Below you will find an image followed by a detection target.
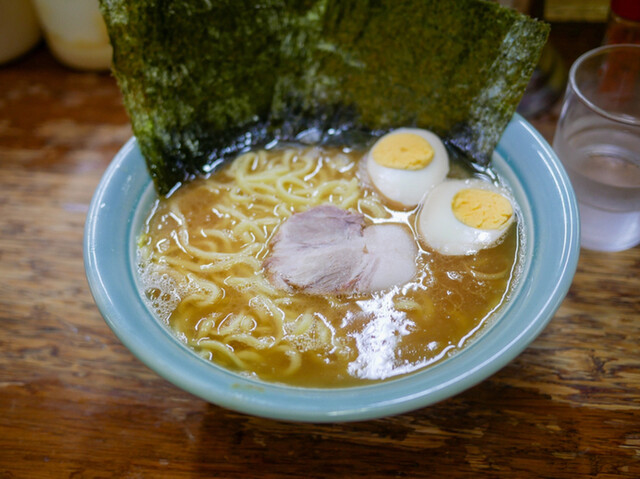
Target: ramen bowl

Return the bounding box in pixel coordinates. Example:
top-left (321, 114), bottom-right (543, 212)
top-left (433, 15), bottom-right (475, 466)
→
top-left (84, 114), bottom-right (579, 422)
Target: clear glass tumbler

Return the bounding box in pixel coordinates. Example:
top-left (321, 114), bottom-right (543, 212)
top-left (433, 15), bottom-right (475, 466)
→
top-left (553, 44), bottom-right (640, 252)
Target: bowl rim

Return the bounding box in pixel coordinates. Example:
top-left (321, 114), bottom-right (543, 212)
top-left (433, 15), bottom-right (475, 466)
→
top-left (84, 114), bottom-right (580, 422)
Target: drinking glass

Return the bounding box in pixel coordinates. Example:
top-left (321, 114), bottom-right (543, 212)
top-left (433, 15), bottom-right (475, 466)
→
top-left (553, 44), bottom-right (640, 252)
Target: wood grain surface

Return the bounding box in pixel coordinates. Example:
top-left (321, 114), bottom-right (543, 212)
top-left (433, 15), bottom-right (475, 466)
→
top-left (1, 24), bottom-right (639, 478)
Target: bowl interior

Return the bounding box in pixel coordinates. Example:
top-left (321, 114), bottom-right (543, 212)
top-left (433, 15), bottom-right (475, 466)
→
top-left (84, 114), bottom-right (580, 422)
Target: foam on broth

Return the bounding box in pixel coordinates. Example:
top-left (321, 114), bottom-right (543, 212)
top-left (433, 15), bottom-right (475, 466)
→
top-left (137, 144), bottom-right (521, 387)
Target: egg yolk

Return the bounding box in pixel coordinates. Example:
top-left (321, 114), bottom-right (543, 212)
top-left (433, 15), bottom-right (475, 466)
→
top-left (452, 188), bottom-right (513, 230)
top-left (372, 133), bottom-right (434, 170)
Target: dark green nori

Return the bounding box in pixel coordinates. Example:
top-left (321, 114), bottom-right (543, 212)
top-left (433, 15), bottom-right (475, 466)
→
top-left (99, 0), bottom-right (549, 195)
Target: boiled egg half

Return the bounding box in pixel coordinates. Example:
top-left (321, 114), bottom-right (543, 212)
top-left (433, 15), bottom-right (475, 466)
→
top-left (417, 178), bottom-right (516, 255)
top-left (365, 128), bottom-right (449, 208)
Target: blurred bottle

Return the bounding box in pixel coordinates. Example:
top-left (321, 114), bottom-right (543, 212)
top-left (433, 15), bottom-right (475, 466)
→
top-left (0, 0), bottom-right (41, 65)
top-left (598, 0), bottom-right (640, 107)
top-left (603, 0), bottom-right (640, 44)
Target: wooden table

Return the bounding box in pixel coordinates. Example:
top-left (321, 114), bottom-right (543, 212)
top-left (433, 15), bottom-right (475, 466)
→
top-left (1, 25), bottom-right (639, 478)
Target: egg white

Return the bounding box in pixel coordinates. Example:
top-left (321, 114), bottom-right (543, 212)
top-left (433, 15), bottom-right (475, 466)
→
top-left (365, 128), bottom-right (449, 208)
top-left (417, 178), bottom-right (516, 256)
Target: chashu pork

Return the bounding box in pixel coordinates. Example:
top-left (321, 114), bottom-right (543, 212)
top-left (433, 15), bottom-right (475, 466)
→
top-left (263, 205), bottom-right (417, 294)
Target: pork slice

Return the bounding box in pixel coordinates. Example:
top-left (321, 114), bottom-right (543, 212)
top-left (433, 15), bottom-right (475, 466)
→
top-left (357, 224), bottom-right (418, 293)
top-left (263, 205), bottom-right (417, 295)
top-left (263, 206), bottom-right (368, 294)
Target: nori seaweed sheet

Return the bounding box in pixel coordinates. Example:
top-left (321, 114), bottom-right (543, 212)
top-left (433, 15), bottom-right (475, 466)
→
top-left (100, 0), bottom-right (549, 195)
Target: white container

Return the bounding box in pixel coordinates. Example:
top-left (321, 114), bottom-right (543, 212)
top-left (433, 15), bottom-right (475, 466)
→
top-left (32, 0), bottom-right (112, 70)
top-left (0, 0), bottom-right (42, 64)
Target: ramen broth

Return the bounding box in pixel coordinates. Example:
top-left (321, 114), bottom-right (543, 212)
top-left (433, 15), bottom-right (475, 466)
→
top-left (137, 145), bottom-right (520, 387)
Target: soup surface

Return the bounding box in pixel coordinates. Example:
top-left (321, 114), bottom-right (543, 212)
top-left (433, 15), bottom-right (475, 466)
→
top-left (137, 144), bottom-right (521, 387)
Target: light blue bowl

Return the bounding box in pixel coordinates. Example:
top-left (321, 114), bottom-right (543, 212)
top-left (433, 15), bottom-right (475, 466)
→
top-left (84, 114), bottom-right (579, 422)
